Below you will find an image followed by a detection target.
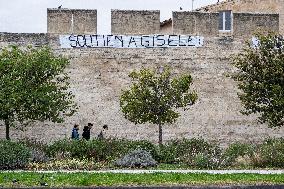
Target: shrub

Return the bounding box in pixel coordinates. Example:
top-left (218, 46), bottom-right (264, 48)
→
top-left (222, 142), bottom-right (254, 166)
top-left (19, 138), bottom-right (49, 163)
top-left (191, 146), bottom-right (223, 169)
top-left (27, 158), bottom-right (99, 170)
top-left (45, 138), bottom-right (72, 158)
top-left (46, 139), bottom-right (90, 159)
top-left (46, 138), bottom-right (159, 162)
top-left (0, 140), bottom-right (31, 170)
top-left (124, 140), bottom-right (159, 161)
top-left (115, 149), bottom-right (157, 168)
top-left (30, 149), bottom-right (49, 163)
top-left (253, 138), bottom-right (284, 168)
top-left (158, 138), bottom-right (218, 164)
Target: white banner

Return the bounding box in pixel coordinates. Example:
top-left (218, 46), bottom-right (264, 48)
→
top-left (59, 34), bottom-right (204, 48)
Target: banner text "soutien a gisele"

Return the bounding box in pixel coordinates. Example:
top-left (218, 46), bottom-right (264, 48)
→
top-left (59, 34), bottom-right (204, 48)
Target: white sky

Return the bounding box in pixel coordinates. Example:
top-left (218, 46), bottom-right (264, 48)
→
top-left (0, 0), bottom-right (224, 34)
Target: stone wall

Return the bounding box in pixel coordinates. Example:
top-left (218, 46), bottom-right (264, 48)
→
top-left (111, 10), bottom-right (160, 35)
top-left (160, 19), bottom-right (172, 34)
top-left (171, 11), bottom-right (278, 39)
top-left (196, 0), bottom-right (283, 35)
top-left (280, 0), bottom-right (284, 35)
top-left (197, 0), bottom-right (281, 13)
top-left (233, 13), bottom-right (279, 39)
top-left (1, 32), bottom-right (284, 146)
top-left (172, 12), bottom-right (219, 37)
top-left (47, 9), bottom-right (97, 34)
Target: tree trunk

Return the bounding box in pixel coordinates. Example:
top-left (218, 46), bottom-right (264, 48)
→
top-left (5, 119), bottom-right (10, 140)
top-left (158, 123), bottom-right (162, 145)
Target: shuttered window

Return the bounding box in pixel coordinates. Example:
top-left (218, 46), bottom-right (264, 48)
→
top-left (219, 11), bottom-right (232, 31)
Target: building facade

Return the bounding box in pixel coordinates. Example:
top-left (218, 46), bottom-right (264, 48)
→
top-left (0, 0), bottom-right (283, 145)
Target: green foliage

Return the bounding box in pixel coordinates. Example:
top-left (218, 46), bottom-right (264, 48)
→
top-left (191, 147), bottom-right (223, 169)
top-left (28, 158), bottom-right (99, 170)
top-left (46, 138), bottom-right (159, 162)
top-left (115, 149), bottom-right (157, 168)
top-left (253, 138), bottom-right (284, 168)
top-left (120, 67), bottom-right (197, 144)
top-left (222, 142), bottom-right (254, 166)
top-left (1, 172), bottom-right (284, 187)
top-left (233, 34), bottom-right (284, 127)
top-left (0, 45), bottom-right (77, 139)
top-left (192, 153), bottom-right (217, 169)
top-left (0, 140), bottom-right (31, 170)
top-left (158, 138), bottom-right (218, 164)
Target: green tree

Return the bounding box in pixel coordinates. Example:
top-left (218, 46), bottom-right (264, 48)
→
top-left (233, 34), bottom-right (284, 127)
top-left (0, 45), bottom-right (77, 140)
top-left (120, 67), bottom-right (197, 145)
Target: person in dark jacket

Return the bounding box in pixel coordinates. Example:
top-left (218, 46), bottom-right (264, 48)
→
top-left (71, 124), bottom-right (80, 140)
top-left (82, 123), bottom-right (93, 140)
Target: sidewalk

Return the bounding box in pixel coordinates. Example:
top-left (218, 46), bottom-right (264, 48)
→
top-left (3, 169), bottom-right (284, 174)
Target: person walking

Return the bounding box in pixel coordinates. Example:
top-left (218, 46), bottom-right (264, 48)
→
top-left (98, 124), bottom-right (108, 140)
top-left (82, 123), bottom-right (93, 140)
top-left (71, 124), bottom-right (80, 140)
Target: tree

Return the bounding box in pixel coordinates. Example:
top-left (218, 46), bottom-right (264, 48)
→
top-left (0, 45), bottom-right (77, 140)
top-left (233, 34), bottom-right (284, 127)
top-left (120, 67), bottom-right (197, 145)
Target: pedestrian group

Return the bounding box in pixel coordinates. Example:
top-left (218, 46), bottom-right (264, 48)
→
top-left (71, 123), bottom-right (108, 140)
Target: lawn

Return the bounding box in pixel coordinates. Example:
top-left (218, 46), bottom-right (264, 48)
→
top-left (0, 172), bottom-right (284, 187)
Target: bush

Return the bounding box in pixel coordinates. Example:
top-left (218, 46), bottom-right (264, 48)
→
top-left (46, 138), bottom-right (159, 162)
top-left (27, 158), bottom-right (99, 170)
top-left (19, 138), bottom-right (49, 163)
top-left (30, 149), bottom-right (49, 163)
top-left (252, 138), bottom-right (284, 168)
top-left (222, 142), bottom-right (254, 167)
top-left (123, 140), bottom-right (159, 161)
top-left (191, 147), bottom-right (223, 169)
top-left (46, 139), bottom-right (92, 159)
top-left (0, 140), bottom-right (31, 170)
top-left (115, 148), bottom-right (157, 168)
top-left (158, 138), bottom-right (218, 164)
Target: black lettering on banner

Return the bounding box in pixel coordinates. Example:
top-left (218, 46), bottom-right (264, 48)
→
top-left (91, 35), bottom-right (99, 47)
top-left (178, 35), bottom-right (186, 46)
top-left (141, 35), bottom-right (150, 48)
top-left (156, 35), bottom-right (166, 47)
top-left (77, 35), bottom-right (86, 47)
top-left (128, 37), bottom-right (137, 47)
top-left (85, 35), bottom-right (93, 48)
top-left (187, 36), bottom-right (195, 46)
top-left (102, 35), bottom-right (106, 46)
top-left (64, 34), bottom-right (202, 48)
top-left (69, 35), bottom-right (77, 47)
top-left (168, 35), bottom-right (178, 46)
top-left (106, 35), bottom-right (113, 47)
top-left (115, 36), bottom-right (124, 47)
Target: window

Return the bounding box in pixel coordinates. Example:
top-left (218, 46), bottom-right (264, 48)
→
top-left (219, 11), bottom-right (232, 31)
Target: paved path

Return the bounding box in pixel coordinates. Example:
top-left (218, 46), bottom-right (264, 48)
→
top-left (4, 169), bottom-right (284, 174)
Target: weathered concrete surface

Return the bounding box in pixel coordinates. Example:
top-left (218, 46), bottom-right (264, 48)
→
top-left (0, 33), bottom-right (283, 146)
top-left (111, 10), bottom-right (160, 35)
top-left (196, 0), bottom-right (283, 35)
top-left (173, 12), bottom-right (219, 37)
top-left (233, 13), bottom-right (279, 39)
top-left (47, 9), bottom-right (97, 34)
top-left (197, 0), bottom-right (281, 13)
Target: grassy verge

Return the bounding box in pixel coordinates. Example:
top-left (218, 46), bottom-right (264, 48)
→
top-left (0, 172), bottom-right (284, 187)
